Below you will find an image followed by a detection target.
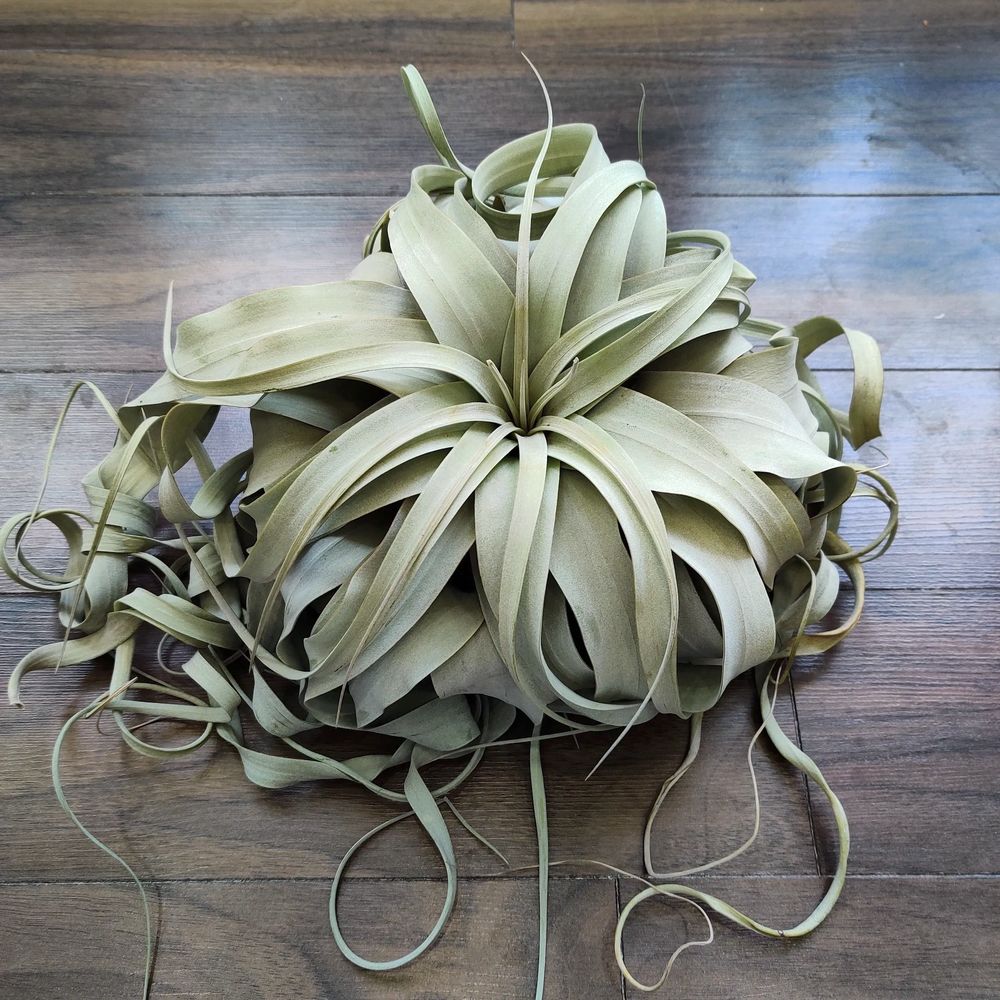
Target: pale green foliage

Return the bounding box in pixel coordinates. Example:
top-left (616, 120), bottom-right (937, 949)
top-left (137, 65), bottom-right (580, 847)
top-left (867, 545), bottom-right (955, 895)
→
top-left (2, 64), bottom-right (897, 996)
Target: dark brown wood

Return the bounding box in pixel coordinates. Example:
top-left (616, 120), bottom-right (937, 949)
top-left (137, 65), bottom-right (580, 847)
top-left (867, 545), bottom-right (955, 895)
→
top-left (3, 370), bottom-right (995, 594)
top-left (794, 590), bottom-right (1000, 875)
top-left (0, 47), bottom-right (997, 197)
top-left (515, 0), bottom-right (1000, 54)
top-left (0, 877), bottom-right (620, 999)
top-left (3, 875), bottom-right (997, 999)
top-left (0, 0), bottom-right (514, 53)
top-left (822, 368), bottom-right (1000, 592)
top-left (1, 0), bottom-right (995, 56)
top-left (2, 194), bottom-right (996, 372)
top-left (620, 875), bottom-right (1000, 998)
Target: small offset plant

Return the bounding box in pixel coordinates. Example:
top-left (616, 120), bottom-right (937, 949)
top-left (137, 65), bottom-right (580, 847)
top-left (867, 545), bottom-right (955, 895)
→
top-left (4, 61), bottom-right (896, 996)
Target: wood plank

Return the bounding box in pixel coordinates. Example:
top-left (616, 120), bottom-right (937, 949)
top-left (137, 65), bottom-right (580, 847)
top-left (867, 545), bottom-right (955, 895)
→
top-left (672, 195), bottom-right (1000, 372)
top-left (2, 194), bottom-right (996, 372)
top-left (0, 0), bottom-right (993, 56)
top-left (793, 590), bottom-right (1000, 875)
top-left (0, 0), bottom-right (513, 53)
top-left (0, 48), bottom-right (997, 197)
top-left (0, 595), bottom-right (814, 881)
top-left (4, 875), bottom-right (997, 998)
top-left (824, 369), bottom-right (1000, 592)
top-left (619, 875), bottom-right (1000, 998)
top-left (3, 369), bottom-right (995, 594)
top-left (0, 198), bottom-right (385, 373)
top-left (0, 877), bottom-right (620, 999)
top-left (515, 0), bottom-right (999, 54)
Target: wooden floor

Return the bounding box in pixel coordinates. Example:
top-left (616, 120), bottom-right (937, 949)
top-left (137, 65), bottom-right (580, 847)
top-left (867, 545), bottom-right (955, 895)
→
top-left (1, 2), bottom-right (998, 997)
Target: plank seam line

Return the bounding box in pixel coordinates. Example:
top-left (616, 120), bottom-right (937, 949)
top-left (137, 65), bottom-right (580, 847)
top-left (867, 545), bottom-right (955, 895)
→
top-left (1, 873), bottom-right (998, 887)
top-left (34, 581), bottom-right (951, 598)
top-left (2, 190), bottom-right (1000, 199)
top-left (5, 585), bottom-right (999, 601)
top-left (788, 674), bottom-right (823, 879)
top-left (614, 876), bottom-right (627, 1000)
top-left (5, 367), bottom-right (997, 376)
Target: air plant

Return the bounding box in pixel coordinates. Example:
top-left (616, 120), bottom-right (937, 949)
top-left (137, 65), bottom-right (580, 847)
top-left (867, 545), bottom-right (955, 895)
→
top-left (3, 61), bottom-right (897, 997)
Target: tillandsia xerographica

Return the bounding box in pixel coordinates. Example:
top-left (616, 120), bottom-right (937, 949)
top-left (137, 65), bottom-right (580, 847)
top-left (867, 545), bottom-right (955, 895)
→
top-left (3, 61), bottom-right (897, 995)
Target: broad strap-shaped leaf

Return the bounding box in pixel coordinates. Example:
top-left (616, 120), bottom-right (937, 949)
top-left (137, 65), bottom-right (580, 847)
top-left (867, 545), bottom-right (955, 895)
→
top-left (543, 232), bottom-right (739, 417)
top-left (171, 280), bottom-right (424, 372)
top-left (589, 387), bottom-right (805, 585)
top-left (645, 328), bottom-right (753, 375)
top-left (275, 528), bottom-right (379, 663)
top-left (388, 168), bottom-right (514, 363)
top-left (632, 370), bottom-right (843, 479)
top-left (549, 470), bottom-right (646, 701)
top-left (562, 187), bottom-right (644, 331)
top-left (539, 413), bottom-right (680, 717)
top-left (623, 188), bottom-right (668, 281)
top-left (658, 495), bottom-right (777, 712)
top-left (721, 340), bottom-right (820, 436)
top-left (529, 247), bottom-right (749, 400)
top-left (242, 382), bottom-right (507, 582)
top-left (474, 450), bottom-right (563, 717)
top-left (527, 161), bottom-right (651, 364)
top-left (349, 251), bottom-right (406, 287)
top-left (673, 561), bottom-right (724, 662)
top-left (316, 425), bottom-right (514, 682)
top-left (540, 585), bottom-right (598, 690)
top-left (349, 585), bottom-right (483, 726)
top-left (431, 623), bottom-right (543, 722)
top-left (443, 176), bottom-right (517, 290)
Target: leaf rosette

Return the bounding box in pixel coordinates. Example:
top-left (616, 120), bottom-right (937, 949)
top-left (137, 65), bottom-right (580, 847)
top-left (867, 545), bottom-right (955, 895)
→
top-left (2, 63), bottom-right (898, 995)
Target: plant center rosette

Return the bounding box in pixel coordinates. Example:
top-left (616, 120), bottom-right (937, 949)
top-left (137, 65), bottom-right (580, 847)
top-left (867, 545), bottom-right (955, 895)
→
top-left (3, 63), bottom-right (897, 996)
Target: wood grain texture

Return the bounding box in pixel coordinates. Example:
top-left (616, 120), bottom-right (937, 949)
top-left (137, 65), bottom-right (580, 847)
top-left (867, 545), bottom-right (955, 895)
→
top-left (824, 368), bottom-right (1000, 592)
top-left (3, 876), bottom-right (997, 999)
top-left (515, 0), bottom-right (1000, 54)
top-left (0, 878), bottom-right (621, 999)
top-left (0, 48), bottom-right (997, 197)
top-left (3, 370), bottom-right (995, 594)
top-left (0, 0), bottom-right (514, 53)
top-left (0, 595), bottom-right (814, 881)
top-left (794, 590), bottom-right (1000, 875)
top-left (619, 875), bottom-right (1000, 999)
top-left (2, 194), bottom-right (996, 372)
top-left (1, 0), bottom-right (995, 56)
